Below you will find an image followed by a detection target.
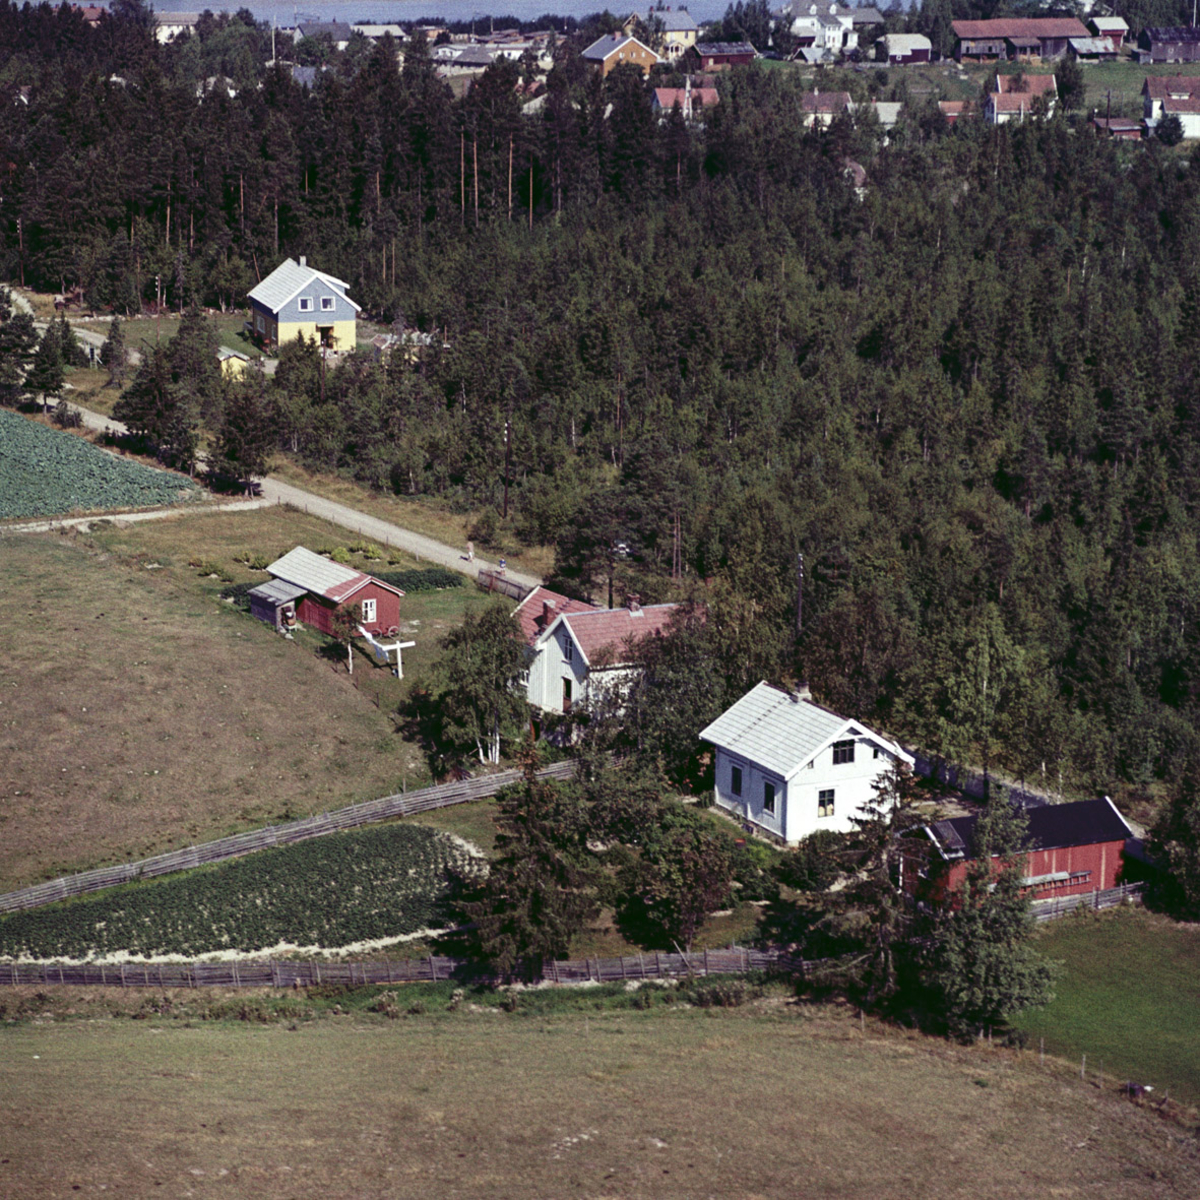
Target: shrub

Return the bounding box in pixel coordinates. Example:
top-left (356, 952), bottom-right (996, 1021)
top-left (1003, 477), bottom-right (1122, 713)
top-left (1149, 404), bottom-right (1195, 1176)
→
top-left (219, 581), bottom-right (256, 611)
top-left (777, 829), bottom-right (847, 892)
top-left (328, 546), bottom-right (353, 565)
top-left (190, 558), bottom-right (234, 582)
top-left (51, 400), bottom-right (82, 428)
top-left (687, 977), bottom-right (762, 1008)
top-left (233, 551), bottom-right (271, 570)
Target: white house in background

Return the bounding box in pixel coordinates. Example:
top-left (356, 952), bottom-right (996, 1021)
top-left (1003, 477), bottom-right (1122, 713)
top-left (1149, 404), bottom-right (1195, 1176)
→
top-left (700, 682), bottom-right (914, 844)
top-left (789, 2), bottom-right (859, 54)
top-left (514, 586), bottom-right (679, 715)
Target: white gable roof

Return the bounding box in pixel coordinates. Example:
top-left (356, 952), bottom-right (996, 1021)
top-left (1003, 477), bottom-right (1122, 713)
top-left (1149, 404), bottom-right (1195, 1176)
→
top-left (266, 546), bottom-right (365, 597)
top-left (247, 257), bottom-right (361, 315)
top-left (699, 682), bottom-right (912, 779)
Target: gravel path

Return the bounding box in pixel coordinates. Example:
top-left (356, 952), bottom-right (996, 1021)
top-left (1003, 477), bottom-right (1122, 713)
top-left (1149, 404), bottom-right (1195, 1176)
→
top-left (53, 401), bottom-right (541, 591)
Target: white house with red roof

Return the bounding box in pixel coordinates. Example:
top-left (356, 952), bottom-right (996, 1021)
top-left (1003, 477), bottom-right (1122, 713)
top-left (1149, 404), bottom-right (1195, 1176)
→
top-left (513, 586), bottom-right (679, 714)
top-left (264, 546), bottom-right (403, 637)
top-left (700, 682), bottom-right (913, 843)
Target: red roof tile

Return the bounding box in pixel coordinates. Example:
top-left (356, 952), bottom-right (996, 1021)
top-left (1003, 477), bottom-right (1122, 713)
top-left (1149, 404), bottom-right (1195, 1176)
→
top-left (995, 73), bottom-right (1057, 96)
top-left (561, 604), bottom-right (680, 664)
top-left (801, 90), bottom-right (853, 113)
top-left (1164, 96), bottom-right (1200, 112)
top-left (1145, 76), bottom-right (1200, 99)
top-left (513, 586), bottom-right (598, 647)
top-left (953, 18), bottom-right (1087, 39)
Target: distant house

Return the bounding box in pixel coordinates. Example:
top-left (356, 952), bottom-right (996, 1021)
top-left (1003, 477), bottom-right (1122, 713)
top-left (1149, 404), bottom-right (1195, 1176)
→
top-left (985, 73), bottom-right (1057, 124)
top-left (1138, 26), bottom-right (1200, 63)
top-left (1091, 116), bottom-right (1142, 140)
top-left (700, 682), bottom-right (914, 844)
top-left (1068, 37), bottom-right (1118, 62)
top-left (1089, 16), bottom-right (1128, 53)
top-left (952, 18), bottom-right (1087, 62)
top-left (1143, 75), bottom-right (1200, 136)
top-left (626, 9), bottom-right (699, 60)
top-left (905, 798), bottom-right (1133, 907)
top-left (581, 33), bottom-right (659, 78)
top-left (652, 82), bottom-right (719, 119)
top-left (876, 33), bottom-right (931, 65)
top-left (296, 22), bottom-right (354, 51)
top-left (687, 42), bottom-right (758, 71)
top-left (800, 89), bottom-right (854, 127)
top-left (939, 99), bottom-right (975, 124)
top-left (263, 546), bottom-right (403, 637)
top-left (514, 586), bottom-right (679, 715)
top-left (247, 256), bottom-right (359, 352)
top-left (216, 346), bottom-right (251, 378)
top-left (153, 11), bottom-right (200, 43)
top-left (789, 3), bottom-right (858, 55)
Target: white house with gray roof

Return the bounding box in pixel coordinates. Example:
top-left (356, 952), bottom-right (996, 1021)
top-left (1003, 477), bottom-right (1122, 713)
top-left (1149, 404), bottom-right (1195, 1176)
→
top-left (700, 682), bottom-right (913, 843)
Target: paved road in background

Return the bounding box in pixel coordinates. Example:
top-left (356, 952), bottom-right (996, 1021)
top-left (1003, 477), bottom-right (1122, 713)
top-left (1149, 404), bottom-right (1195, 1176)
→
top-left (49, 401), bottom-right (541, 592)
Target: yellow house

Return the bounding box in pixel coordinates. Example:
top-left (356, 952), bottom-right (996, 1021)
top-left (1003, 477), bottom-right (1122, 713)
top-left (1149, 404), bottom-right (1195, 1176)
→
top-left (217, 346), bottom-right (252, 378)
top-left (247, 256), bottom-right (359, 352)
top-left (581, 33), bottom-right (660, 78)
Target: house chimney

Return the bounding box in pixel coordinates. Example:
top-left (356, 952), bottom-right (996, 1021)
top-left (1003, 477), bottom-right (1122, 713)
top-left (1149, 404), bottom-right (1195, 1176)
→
top-left (628, 595), bottom-right (642, 614)
top-left (793, 681), bottom-right (812, 702)
top-left (299, 255), bottom-right (307, 267)
top-left (542, 598), bottom-right (556, 625)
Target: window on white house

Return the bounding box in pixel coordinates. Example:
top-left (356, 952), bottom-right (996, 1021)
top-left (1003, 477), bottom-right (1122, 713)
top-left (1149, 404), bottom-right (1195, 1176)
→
top-left (256, 313), bottom-right (265, 332)
top-left (298, 297), bottom-right (313, 312)
top-left (832, 740), bottom-right (855, 765)
top-left (873, 746), bottom-right (881, 759)
top-left (564, 638), bottom-right (574, 663)
top-left (763, 781), bottom-right (776, 816)
top-left (818, 789), bottom-right (835, 818)
top-left (731, 765), bottom-right (743, 797)
top-left (562, 677), bottom-right (573, 711)
top-left (361, 598), bottom-right (376, 624)
top-left (321, 296), bottom-right (335, 311)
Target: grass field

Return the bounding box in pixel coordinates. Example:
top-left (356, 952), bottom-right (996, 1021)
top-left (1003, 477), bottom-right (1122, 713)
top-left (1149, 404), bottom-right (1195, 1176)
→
top-left (0, 513), bottom-right (499, 890)
top-left (1, 999), bottom-right (1196, 1199)
top-left (1013, 906), bottom-right (1200, 1107)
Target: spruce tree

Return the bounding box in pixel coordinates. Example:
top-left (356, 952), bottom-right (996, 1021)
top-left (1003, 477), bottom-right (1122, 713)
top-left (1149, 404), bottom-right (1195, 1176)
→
top-left (924, 802), bottom-right (1056, 1039)
top-left (100, 316), bottom-right (127, 387)
top-left (25, 331), bottom-right (65, 412)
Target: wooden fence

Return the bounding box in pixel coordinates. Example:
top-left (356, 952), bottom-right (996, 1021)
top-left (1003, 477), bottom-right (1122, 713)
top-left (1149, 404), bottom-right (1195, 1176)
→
top-left (0, 945), bottom-right (806, 990)
top-left (1030, 882), bottom-right (1144, 922)
top-left (0, 760), bottom-right (579, 915)
top-left (476, 567), bottom-right (527, 600)
top-left (911, 752), bottom-right (1051, 810)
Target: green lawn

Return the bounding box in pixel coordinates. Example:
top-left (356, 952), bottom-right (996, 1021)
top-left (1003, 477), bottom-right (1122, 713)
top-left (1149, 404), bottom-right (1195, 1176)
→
top-left (1014, 905), bottom-right (1200, 1105)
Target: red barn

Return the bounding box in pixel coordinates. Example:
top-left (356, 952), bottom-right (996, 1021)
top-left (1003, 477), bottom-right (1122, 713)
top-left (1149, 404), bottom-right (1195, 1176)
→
top-left (906, 798), bottom-right (1133, 907)
top-left (265, 546), bottom-right (403, 637)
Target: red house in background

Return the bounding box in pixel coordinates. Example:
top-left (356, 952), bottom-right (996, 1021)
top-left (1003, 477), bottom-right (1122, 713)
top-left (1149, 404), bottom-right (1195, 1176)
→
top-left (265, 546), bottom-right (403, 637)
top-left (906, 798), bottom-right (1133, 907)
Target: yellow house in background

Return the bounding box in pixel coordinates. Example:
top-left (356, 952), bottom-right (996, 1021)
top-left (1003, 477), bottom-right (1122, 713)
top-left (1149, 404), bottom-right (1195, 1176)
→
top-left (217, 346), bottom-right (252, 378)
top-left (247, 256), bottom-right (359, 352)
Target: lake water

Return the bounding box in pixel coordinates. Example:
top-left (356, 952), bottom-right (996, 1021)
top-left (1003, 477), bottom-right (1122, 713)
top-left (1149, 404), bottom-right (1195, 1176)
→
top-left (151, 0), bottom-right (732, 30)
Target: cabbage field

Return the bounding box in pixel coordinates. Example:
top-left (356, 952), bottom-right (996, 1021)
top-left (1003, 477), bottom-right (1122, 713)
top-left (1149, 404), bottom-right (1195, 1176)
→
top-left (0, 410), bottom-right (202, 519)
top-left (0, 824), bottom-right (485, 962)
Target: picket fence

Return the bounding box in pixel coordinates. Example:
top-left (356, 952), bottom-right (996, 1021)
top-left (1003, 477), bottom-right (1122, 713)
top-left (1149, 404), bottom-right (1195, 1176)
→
top-left (0, 761), bottom-right (579, 915)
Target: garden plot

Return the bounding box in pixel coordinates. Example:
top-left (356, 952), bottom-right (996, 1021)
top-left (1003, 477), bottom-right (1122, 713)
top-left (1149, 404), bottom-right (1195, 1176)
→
top-left (0, 411), bottom-right (201, 519)
top-left (0, 824), bottom-right (485, 963)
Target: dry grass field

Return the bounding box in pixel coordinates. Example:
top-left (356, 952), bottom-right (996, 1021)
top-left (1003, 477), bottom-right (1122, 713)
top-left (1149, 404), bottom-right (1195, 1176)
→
top-left (1, 1000), bottom-right (1197, 1200)
top-left (0, 511), bottom-right (496, 890)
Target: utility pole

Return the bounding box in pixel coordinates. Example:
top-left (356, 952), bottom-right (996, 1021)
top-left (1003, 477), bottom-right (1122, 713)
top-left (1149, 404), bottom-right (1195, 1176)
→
top-left (795, 553), bottom-right (804, 638)
top-left (502, 416), bottom-right (511, 518)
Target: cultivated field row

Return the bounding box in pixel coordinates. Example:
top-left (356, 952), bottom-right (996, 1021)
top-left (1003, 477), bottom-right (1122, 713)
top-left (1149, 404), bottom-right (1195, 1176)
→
top-left (0, 761), bottom-right (579, 914)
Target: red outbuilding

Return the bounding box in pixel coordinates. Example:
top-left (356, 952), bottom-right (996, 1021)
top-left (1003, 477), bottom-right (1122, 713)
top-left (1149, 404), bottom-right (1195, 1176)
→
top-left (265, 546), bottom-right (403, 637)
top-left (905, 798), bottom-right (1133, 907)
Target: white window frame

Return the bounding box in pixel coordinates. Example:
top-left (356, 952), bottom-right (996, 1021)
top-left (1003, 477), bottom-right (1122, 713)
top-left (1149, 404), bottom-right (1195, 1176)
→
top-left (256, 312), bottom-right (265, 332)
top-left (298, 296), bottom-right (314, 312)
top-left (321, 295), bottom-right (335, 312)
top-left (564, 637), bottom-right (574, 664)
top-left (731, 764), bottom-right (743, 797)
top-left (361, 597), bottom-right (376, 624)
top-left (832, 739), bottom-right (855, 765)
top-left (818, 789), bottom-right (835, 818)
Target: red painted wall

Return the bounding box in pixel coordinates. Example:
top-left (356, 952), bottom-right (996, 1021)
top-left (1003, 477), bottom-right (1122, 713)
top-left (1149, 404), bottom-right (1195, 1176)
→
top-left (297, 581), bottom-right (401, 637)
top-left (917, 838), bottom-right (1127, 905)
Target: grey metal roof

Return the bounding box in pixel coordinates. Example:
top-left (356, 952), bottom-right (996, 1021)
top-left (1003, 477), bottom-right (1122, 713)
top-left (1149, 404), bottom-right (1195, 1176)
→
top-left (700, 682), bottom-right (888, 779)
top-left (582, 34), bottom-right (652, 61)
top-left (660, 11), bottom-right (698, 32)
top-left (267, 546), bottom-right (365, 598)
top-left (1069, 37), bottom-right (1115, 54)
top-left (246, 257), bottom-right (360, 316)
top-left (249, 579), bottom-right (308, 605)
